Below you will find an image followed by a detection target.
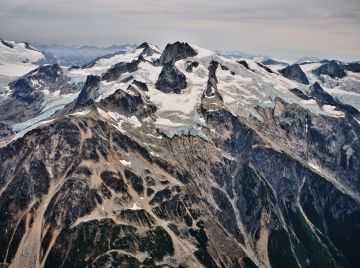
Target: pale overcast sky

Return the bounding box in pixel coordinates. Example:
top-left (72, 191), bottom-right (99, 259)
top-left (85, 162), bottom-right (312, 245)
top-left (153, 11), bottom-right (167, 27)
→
top-left (0, 0), bottom-right (359, 60)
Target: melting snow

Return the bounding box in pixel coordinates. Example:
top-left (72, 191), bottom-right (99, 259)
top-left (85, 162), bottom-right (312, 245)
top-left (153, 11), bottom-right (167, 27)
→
top-left (154, 118), bottom-right (185, 127)
top-left (97, 108), bottom-right (142, 131)
top-left (71, 109), bottom-right (91, 117)
top-left (322, 105), bottom-right (345, 117)
top-left (119, 160), bottom-right (131, 166)
top-left (129, 203), bottom-right (142, 210)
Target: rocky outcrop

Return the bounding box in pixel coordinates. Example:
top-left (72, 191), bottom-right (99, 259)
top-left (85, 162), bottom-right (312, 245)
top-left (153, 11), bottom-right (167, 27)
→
top-left (9, 63), bottom-right (63, 103)
top-left (9, 78), bottom-right (40, 103)
top-left (280, 64), bottom-right (309, 84)
top-left (137, 42), bottom-right (160, 57)
top-left (205, 60), bottom-right (219, 97)
top-left (155, 64), bottom-right (187, 93)
top-left (289, 88), bottom-right (311, 100)
top-left (262, 59), bottom-right (288, 66)
top-left (344, 62), bottom-right (360, 73)
top-left (1, 40), bottom-right (14, 49)
top-left (132, 80), bottom-right (148, 91)
top-left (102, 59), bottom-right (140, 82)
top-left (158, 42), bottom-right (197, 65)
top-left (313, 60), bottom-right (347, 79)
top-left (237, 60), bottom-right (253, 71)
top-left (308, 82), bottom-right (337, 105)
top-left (256, 62), bottom-right (275, 74)
top-left (75, 75), bottom-right (101, 107)
top-left (0, 122), bottom-right (14, 138)
top-left (100, 86), bottom-right (156, 117)
top-left (29, 63), bottom-right (62, 83)
top-left (0, 63), bottom-right (81, 124)
top-left (185, 61), bottom-right (199, 72)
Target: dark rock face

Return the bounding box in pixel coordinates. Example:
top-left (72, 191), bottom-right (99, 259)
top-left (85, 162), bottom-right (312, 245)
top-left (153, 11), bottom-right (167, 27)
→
top-left (9, 63), bottom-right (63, 103)
top-left (289, 88), bottom-right (311, 100)
top-left (75, 75), bottom-right (101, 107)
top-left (9, 78), bottom-right (39, 103)
top-left (100, 85), bottom-right (155, 117)
top-left (256, 62), bottom-right (275, 74)
top-left (155, 64), bottom-right (187, 93)
top-left (1, 40), bottom-right (14, 49)
top-left (313, 60), bottom-right (347, 79)
top-left (102, 59), bottom-right (140, 81)
top-left (158, 42), bottom-right (197, 65)
top-left (185, 61), bottom-right (199, 72)
top-left (1, 95), bottom-right (360, 267)
top-left (24, 42), bottom-right (35, 50)
top-left (201, 97), bottom-right (360, 267)
top-left (125, 169), bottom-right (144, 195)
top-left (132, 79), bottom-right (148, 91)
top-left (29, 63), bottom-right (62, 83)
top-left (137, 42), bottom-right (160, 57)
top-left (0, 122), bottom-right (14, 138)
top-left (205, 60), bottom-right (219, 97)
top-left (0, 63), bottom-right (80, 124)
top-left (344, 63), bottom-right (360, 73)
top-left (237, 60), bottom-right (253, 71)
top-left (280, 64), bottom-right (309, 84)
top-left (308, 82), bottom-right (337, 105)
top-left (262, 59), bottom-right (288, 66)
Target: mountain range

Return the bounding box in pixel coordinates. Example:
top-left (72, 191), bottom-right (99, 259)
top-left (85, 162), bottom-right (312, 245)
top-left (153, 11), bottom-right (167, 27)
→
top-left (0, 39), bottom-right (360, 268)
top-left (34, 44), bottom-right (137, 67)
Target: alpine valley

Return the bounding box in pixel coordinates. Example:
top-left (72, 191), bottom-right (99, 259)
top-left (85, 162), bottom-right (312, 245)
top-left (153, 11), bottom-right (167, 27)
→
top-left (0, 39), bottom-right (360, 268)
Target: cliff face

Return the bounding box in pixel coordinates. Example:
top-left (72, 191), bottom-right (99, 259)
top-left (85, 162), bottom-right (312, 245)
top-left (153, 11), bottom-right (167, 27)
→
top-left (0, 42), bottom-right (360, 268)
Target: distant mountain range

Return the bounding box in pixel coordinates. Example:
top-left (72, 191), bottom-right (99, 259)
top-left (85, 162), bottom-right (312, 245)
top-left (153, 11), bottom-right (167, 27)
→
top-left (34, 43), bottom-right (137, 66)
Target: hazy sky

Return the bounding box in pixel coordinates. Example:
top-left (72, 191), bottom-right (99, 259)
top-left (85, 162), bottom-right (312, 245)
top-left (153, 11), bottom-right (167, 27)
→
top-left (0, 0), bottom-right (359, 60)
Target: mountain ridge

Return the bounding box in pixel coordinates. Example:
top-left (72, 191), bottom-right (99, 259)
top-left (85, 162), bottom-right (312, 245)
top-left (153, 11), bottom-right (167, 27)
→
top-left (0, 40), bottom-right (360, 268)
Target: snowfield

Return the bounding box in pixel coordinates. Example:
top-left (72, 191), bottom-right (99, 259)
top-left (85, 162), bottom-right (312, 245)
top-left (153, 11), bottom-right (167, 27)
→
top-left (0, 41), bottom-right (45, 98)
top-left (2, 41), bottom-right (360, 140)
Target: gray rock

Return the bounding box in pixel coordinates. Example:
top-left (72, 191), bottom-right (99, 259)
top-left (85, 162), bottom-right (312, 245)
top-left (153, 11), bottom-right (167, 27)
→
top-left (155, 64), bottom-right (187, 93)
top-left (344, 63), bottom-right (360, 73)
top-left (308, 82), bottom-right (337, 105)
top-left (313, 60), bottom-right (347, 79)
top-left (1, 40), bottom-right (14, 49)
top-left (100, 86), bottom-right (155, 117)
top-left (102, 58), bottom-right (140, 82)
top-left (262, 59), bottom-right (288, 66)
top-left (205, 60), bottom-right (218, 97)
top-left (185, 61), bottom-right (199, 72)
top-left (158, 42), bottom-right (197, 65)
top-left (280, 64), bottom-right (309, 84)
top-left (132, 80), bottom-right (148, 91)
top-left (75, 75), bottom-right (101, 106)
top-left (137, 42), bottom-right (160, 57)
top-left (256, 62), bottom-right (275, 74)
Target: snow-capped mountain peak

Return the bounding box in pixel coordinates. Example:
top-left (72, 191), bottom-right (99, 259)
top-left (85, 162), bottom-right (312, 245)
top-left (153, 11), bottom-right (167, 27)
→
top-left (1, 40), bottom-right (360, 268)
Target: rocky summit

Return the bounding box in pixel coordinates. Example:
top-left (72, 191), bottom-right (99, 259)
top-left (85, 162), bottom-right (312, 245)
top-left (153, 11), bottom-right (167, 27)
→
top-left (279, 64), bottom-right (309, 85)
top-left (0, 41), bottom-right (360, 268)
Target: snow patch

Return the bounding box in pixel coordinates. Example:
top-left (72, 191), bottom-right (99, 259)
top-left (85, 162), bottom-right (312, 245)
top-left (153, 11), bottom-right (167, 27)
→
top-left (154, 118), bottom-right (185, 127)
top-left (119, 160), bottom-right (131, 166)
top-left (322, 105), bottom-right (345, 117)
top-left (129, 203), bottom-right (142, 210)
top-left (71, 109), bottom-right (91, 117)
top-left (97, 108), bottom-right (142, 131)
